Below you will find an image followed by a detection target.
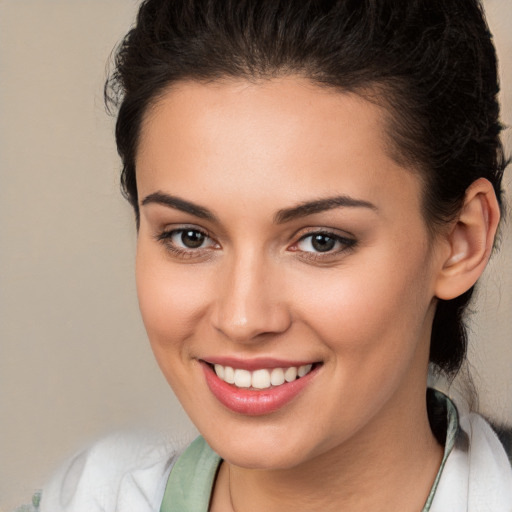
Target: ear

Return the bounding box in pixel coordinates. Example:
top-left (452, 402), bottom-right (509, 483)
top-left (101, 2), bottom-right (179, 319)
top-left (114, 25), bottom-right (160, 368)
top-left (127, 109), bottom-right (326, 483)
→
top-left (435, 178), bottom-right (501, 300)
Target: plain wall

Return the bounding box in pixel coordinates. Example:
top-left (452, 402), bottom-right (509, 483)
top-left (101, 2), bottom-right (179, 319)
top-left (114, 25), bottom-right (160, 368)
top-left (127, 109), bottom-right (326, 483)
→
top-left (0, 1), bottom-right (510, 509)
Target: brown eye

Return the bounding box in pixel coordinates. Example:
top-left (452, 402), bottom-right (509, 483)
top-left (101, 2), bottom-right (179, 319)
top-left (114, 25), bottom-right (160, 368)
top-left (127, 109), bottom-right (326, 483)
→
top-left (295, 231), bottom-right (356, 255)
top-left (180, 229), bottom-right (206, 248)
top-left (156, 227), bottom-right (217, 255)
top-left (310, 234), bottom-right (336, 252)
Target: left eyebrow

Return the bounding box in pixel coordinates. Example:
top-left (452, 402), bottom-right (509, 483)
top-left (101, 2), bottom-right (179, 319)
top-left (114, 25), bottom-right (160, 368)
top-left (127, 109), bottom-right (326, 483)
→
top-left (274, 196), bottom-right (377, 224)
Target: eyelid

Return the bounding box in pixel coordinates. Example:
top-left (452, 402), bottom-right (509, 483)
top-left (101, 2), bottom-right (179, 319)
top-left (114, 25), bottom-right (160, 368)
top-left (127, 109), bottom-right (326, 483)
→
top-left (155, 225), bottom-right (211, 241)
top-left (291, 226), bottom-right (356, 244)
top-left (155, 225), bottom-right (220, 258)
top-left (154, 224), bottom-right (356, 262)
top-left (288, 228), bottom-right (357, 258)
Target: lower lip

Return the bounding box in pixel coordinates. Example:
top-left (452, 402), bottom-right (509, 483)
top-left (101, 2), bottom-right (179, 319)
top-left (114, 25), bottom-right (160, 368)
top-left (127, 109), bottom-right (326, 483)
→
top-left (201, 362), bottom-right (319, 416)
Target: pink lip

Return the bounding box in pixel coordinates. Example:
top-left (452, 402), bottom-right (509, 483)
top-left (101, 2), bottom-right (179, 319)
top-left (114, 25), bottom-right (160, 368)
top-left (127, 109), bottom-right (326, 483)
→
top-left (201, 361), bottom-right (320, 416)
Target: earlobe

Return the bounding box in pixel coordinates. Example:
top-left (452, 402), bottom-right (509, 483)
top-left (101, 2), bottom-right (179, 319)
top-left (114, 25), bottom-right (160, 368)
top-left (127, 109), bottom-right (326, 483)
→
top-left (435, 178), bottom-right (500, 300)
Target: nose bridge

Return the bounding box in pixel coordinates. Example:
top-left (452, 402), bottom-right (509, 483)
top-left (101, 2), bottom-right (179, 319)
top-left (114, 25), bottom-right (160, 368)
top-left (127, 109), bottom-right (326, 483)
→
top-left (212, 247), bottom-right (290, 342)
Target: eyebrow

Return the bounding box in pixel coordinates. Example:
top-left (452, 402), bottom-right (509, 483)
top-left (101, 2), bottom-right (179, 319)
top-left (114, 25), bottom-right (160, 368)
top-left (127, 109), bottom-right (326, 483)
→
top-left (274, 196), bottom-right (377, 223)
top-left (141, 191), bottom-right (377, 224)
top-left (141, 192), bottom-right (218, 222)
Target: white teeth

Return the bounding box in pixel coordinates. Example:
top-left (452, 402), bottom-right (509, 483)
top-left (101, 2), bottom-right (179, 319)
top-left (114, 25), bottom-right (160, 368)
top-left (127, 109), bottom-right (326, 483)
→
top-left (298, 364), bottom-right (312, 377)
top-left (284, 366), bottom-right (297, 382)
top-left (224, 366), bottom-right (235, 384)
top-left (234, 369), bottom-right (252, 388)
top-left (212, 363), bottom-right (314, 389)
top-left (270, 368), bottom-right (285, 386)
top-left (214, 364), bottom-right (224, 379)
top-left (252, 369), bottom-right (271, 389)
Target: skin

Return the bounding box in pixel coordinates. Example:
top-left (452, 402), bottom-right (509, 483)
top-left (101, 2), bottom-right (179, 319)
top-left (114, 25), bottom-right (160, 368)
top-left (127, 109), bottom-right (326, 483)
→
top-left (134, 77), bottom-right (499, 511)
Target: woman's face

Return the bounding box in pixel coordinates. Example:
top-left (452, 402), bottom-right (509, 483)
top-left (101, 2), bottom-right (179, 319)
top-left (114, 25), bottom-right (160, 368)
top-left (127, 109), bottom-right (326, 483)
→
top-left (135, 78), bottom-right (444, 469)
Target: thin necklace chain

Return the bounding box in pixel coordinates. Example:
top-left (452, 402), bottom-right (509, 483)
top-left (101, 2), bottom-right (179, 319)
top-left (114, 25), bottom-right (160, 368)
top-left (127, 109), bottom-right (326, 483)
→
top-left (228, 464), bottom-right (238, 512)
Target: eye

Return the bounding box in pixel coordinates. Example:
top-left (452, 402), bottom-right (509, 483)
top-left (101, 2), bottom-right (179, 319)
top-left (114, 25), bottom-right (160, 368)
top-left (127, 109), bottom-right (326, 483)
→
top-left (156, 227), bottom-right (219, 256)
top-left (298, 233), bottom-right (337, 253)
top-left (173, 229), bottom-right (209, 249)
top-left (293, 231), bottom-right (356, 255)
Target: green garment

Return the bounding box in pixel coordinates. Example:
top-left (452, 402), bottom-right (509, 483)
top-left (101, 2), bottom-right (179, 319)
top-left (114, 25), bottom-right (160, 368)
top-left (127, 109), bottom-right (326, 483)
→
top-left (160, 390), bottom-right (459, 512)
top-left (160, 436), bottom-right (221, 512)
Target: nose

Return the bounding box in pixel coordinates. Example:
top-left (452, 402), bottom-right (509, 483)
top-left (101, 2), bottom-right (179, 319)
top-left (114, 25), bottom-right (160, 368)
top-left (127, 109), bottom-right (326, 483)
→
top-left (211, 251), bottom-right (292, 343)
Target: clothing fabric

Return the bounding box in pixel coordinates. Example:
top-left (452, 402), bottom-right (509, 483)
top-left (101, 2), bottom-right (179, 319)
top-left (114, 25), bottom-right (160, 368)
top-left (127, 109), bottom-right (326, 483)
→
top-left (19, 392), bottom-right (512, 512)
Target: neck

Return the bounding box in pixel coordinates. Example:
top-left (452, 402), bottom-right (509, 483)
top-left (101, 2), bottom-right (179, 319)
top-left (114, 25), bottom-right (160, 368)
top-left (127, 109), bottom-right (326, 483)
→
top-left (211, 384), bottom-right (443, 512)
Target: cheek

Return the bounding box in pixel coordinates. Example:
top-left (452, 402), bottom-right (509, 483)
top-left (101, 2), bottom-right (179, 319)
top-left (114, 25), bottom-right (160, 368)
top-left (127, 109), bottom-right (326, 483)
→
top-left (135, 242), bottom-right (210, 356)
top-left (291, 249), bottom-right (432, 368)
top-left (286, 250), bottom-right (434, 445)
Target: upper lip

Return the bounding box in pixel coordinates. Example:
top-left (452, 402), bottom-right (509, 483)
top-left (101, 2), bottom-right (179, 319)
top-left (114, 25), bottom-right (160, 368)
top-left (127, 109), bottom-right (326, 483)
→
top-left (200, 356), bottom-right (319, 371)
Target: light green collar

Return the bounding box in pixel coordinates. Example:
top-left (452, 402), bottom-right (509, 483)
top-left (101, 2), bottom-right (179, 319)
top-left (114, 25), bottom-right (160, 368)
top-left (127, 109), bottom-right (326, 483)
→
top-left (160, 436), bottom-right (221, 512)
top-left (422, 390), bottom-right (459, 511)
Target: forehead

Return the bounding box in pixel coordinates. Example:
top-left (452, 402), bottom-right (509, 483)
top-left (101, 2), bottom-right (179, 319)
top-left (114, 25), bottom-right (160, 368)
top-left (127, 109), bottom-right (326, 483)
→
top-left (136, 77), bottom-right (423, 217)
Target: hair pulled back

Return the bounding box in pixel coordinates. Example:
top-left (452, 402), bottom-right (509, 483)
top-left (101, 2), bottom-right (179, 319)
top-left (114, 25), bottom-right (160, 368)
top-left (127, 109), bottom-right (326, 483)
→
top-left (106, 0), bottom-right (507, 378)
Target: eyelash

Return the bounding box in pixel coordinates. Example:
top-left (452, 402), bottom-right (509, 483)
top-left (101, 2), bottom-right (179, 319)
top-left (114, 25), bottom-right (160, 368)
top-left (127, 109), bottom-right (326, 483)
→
top-left (292, 231), bottom-right (357, 261)
top-left (155, 227), bottom-right (357, 261)
top-left (155, 227), bottom-right (217, 259)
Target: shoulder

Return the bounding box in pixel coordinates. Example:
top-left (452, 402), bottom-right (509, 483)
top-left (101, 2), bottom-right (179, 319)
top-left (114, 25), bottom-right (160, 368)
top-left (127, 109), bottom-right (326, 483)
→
top-left (462, 412), bottom-right (512, 502)
top-left (432, 406), bottom-right (512, 511)
top-left (40, 430), bottom-right (192, 512)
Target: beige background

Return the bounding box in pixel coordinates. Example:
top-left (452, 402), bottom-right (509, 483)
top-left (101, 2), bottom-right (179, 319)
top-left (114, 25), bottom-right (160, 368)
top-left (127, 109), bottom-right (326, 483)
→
top-left (0, 1), bottom-right (510, 509)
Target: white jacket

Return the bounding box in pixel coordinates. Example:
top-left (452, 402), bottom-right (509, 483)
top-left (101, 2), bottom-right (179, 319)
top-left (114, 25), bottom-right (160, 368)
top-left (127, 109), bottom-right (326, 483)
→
top-left (30, 403), bottom-right (512, 511)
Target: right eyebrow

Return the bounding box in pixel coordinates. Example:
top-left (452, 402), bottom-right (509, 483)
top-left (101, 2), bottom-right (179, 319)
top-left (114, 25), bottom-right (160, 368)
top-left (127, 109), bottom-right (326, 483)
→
top-left (140, 192), bottom-right (218, 222)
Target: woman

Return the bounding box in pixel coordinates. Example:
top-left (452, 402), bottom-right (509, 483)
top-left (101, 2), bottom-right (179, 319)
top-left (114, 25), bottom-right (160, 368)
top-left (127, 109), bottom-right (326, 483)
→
top-left (27, 0), bottom-right (512, 510)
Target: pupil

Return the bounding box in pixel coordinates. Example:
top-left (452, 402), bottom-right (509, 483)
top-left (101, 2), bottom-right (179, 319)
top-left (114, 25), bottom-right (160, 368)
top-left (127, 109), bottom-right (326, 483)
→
top-left (182, 230), bottom-right (204, 248)
top-left (312, 234), bottom-right (335, 252)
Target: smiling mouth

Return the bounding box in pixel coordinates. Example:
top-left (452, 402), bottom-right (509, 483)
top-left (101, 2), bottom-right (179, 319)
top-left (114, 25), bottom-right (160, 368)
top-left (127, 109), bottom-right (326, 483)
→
top-left (206, 362), bottom-right (317, 390)
top-left (201, 360), bottom-right (322, 415)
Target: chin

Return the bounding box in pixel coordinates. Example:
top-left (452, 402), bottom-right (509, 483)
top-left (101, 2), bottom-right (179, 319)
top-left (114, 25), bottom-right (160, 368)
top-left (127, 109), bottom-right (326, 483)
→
top-left (200, 423), bottom-right (321, 470)
top-left (217, 443), bottom-right (307, 470)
